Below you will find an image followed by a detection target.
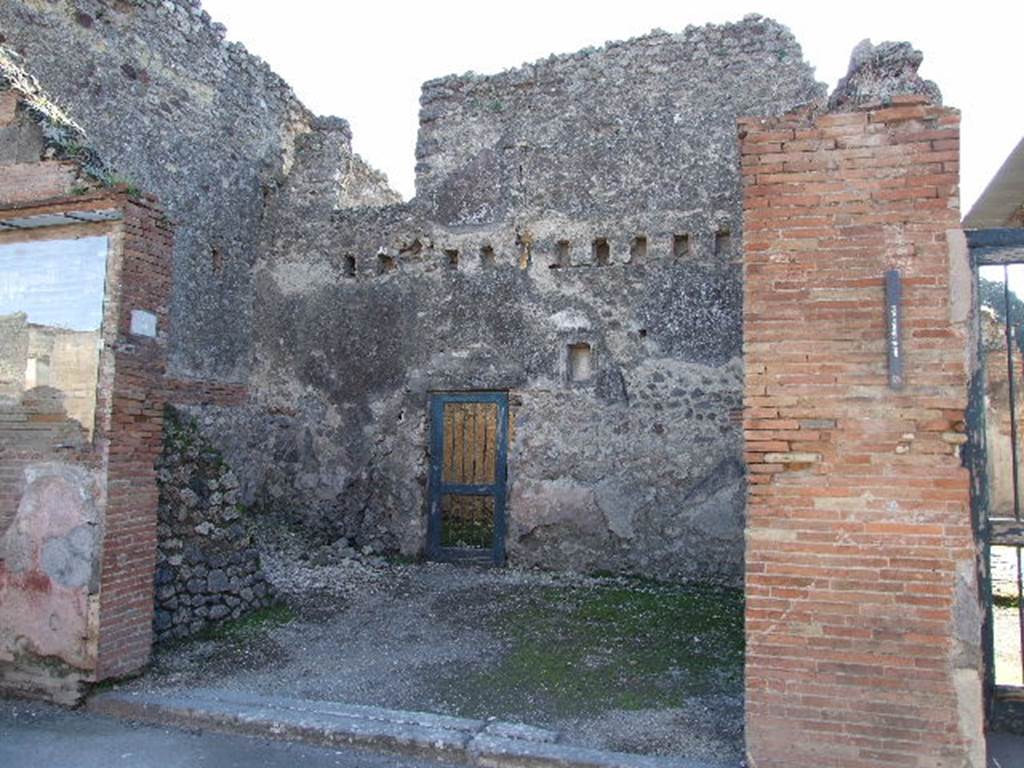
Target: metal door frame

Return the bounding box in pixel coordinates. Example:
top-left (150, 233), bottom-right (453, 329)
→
top-left (427, 391), bottom-right (509, 565)
top-left (967, 228), bottom-right (1024, 728)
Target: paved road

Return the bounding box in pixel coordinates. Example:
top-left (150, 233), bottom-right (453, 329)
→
top-left (0, 699), bottom-right (460, 768)
top-left (990, 732), bottom-right (1024, 768)
top-left (6, 696), bottom-right (1024, 767)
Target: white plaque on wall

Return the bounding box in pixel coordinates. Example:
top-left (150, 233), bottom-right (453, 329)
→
top-left (130, 309), bottom-right (157, 338)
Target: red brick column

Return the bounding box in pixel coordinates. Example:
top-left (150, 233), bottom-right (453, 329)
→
top-left (741, 99), bottom-right (985, 767)
top-left (95, 197), bottom-right (173, 679)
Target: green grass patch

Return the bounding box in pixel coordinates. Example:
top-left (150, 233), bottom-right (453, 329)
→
top-left (995, 593), bottom-right (1021, 609)
top-left (385, 552), bottom-right (423, 566)
top-left (441, 517), bottom-right (493, 548)
top-left (192, 604), bottom-right (295, 643)
top-left (449, 581), bottom-right (744, 719)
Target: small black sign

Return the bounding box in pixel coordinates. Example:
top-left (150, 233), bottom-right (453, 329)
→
top-left (885, 269), bottom-right (903, 390)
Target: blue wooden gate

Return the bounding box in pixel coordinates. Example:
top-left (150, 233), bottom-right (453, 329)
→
top-left (428, 392), bottom-right (508, 564)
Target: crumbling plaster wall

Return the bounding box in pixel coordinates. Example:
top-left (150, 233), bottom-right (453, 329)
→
top-left (0, 0), bottom-right (399, 382)
top-left (204, 16), bottom-right (826, 579)
top-left (3, 4), bottom-right (832, 579)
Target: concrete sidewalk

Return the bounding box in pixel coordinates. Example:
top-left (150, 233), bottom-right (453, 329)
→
top-left (88, 688), bottom-right (714, 768)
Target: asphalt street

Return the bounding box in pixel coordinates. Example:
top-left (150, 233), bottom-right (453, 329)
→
top-left (0, 699), bottom-right (460, 768)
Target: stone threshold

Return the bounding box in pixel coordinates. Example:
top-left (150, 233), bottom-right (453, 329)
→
top-left (88, 689), bottom-right (711, 768)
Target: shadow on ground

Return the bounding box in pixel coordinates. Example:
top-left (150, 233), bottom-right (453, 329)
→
top-left (126, 561), bottom-right (745, 766)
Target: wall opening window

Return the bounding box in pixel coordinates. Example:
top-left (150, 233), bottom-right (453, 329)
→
top-left (715, 228), bottom-right (732, 257)
top-left (630, 236), bottom-right (647, 262)
top-left (673, 233), bottom-right (690, 259)
top-left (0, 235), bottom-right (109, 444)
top-left (378, 252), bottom-right (397, 274)
top-left (553, 240), bottom-right (571, 269)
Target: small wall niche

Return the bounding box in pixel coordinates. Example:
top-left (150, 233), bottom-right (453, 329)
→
top-left (673, 233), bottom-right (691, 259)
top-left (592, 238), bottom-right (611, 266)
top-left (567, 343), bottom-right (593, 383)
top-left (444, 249), bottom-right (460, 268)
top-left (480, 245), bottom-right (497, 268)
top-left (25, 356), bottom-right (51, 388)
top-left (344, 254), bottom-right (357, 278)
top-left (516, 232), bottom-right (533, 270)
top-left (714, 228), bottom-right (732, 257)
top-left (210, 245), bottom-right (223, 274)
top-left (630, 236), bottom-right (647, 262)
top-left (399, 238), bottom-right (423, 258)
top-left (553, 240), bottom-right (571, 269)
top-left (377, 252), bottom-right (397, 274)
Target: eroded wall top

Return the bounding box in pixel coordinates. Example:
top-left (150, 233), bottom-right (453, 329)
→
top-left (0, 0), bottom-right (398, 382)
top-left (414, 15), bottom-right (825, 226)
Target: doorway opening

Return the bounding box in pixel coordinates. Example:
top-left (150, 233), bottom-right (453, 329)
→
top-left (427, 391), bottom-right (509, 565)
top-left (974, 254), bottom-right (1024, 729)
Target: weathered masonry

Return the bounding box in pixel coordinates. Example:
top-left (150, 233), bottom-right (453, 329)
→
top-left (0, 3), bottom-right (1002, 765)
top-left (0, 1), bottom-right (826, 580)
top-left (227, 14), bottom-right (826, 578)
top-left (0, 77), bottom-right (269, 694)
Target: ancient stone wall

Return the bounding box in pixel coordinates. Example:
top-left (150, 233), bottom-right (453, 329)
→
top-left (193, 16), bottom-right (824, 580)
top-left (3, 5), bottom-right (837, 579)
top-left (416, 19), bottom-right (823, 227)
top-left (153, 408), bottom-right (274, 643)
top-left (740, 49), bottom-right (984, 766)
top-left (0, 0), bottom-right (398, 382)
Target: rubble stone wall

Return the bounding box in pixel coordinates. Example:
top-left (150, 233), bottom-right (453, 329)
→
top-left (216, 16), bottom-right (825, 580)
top-left (153, 407), bottom-right (274, 643)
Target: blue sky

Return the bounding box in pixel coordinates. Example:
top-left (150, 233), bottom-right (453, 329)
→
top-left (0, 236), bottom-right (108, 331)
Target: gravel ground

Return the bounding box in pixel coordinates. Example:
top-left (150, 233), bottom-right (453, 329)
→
top-left (124, 542), bottom-right (745, 767)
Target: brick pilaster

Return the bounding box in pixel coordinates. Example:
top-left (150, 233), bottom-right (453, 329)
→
top-left (741, 98), bottom-right (985, 767)
top-left (94, 197), bottom-right (173, 679)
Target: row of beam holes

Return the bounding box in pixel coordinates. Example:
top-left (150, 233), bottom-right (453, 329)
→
top-left (342, 230), bottom-right (731, 278)
top-left (553, 231), bottom-right (730, 268)
top-left (345, 246), bottom-right (498, 276)
top-left (346, 248), bottom-right (492, 275)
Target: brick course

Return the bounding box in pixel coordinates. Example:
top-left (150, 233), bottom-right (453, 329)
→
top-left (94, 197), bottom-right (173, 679)
top-left (741, 99), bottom-right (985, 767)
